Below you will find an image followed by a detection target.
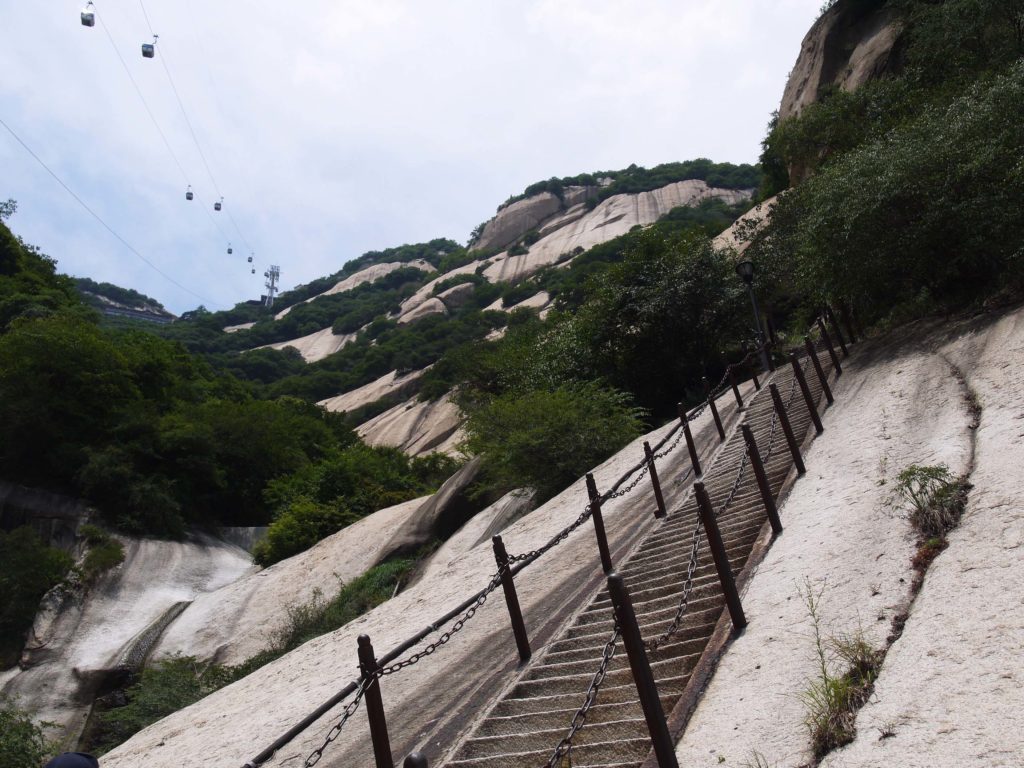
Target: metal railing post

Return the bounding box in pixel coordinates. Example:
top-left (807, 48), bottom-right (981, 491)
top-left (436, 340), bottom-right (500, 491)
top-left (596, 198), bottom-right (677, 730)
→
top-left (769, 383), bottom-right (806, 474)
top-left (703, 376), bottom-right (726, 441)
top-left (606, 573), bottom-right (680, 768)
top-left (727, 366), bottom-right (744, 409)
top-left (357, 635), bottom-right (394, 768)
top-left (816, 319), bottom-right (843, 375)
top-left (825, 306), bottom-right (849, 356)
top-left (643, 441), bottom-right (668, 519)
top-left (740, 425), bottom-right (783, 535)
top-left (403, 753), bottom-right (428, 768)
top-left (789, 352), bottom-right (824, 434)
top-left (492, 535), bottom-right (531, 662)
top-left (804, 337), bottom-right (835, 405)
top-left (586, 473), bottom-right (614, 574)
top-left (693, 483), bottom-right (746, 629)
top-left (678, 404), bottom-right (703, 479)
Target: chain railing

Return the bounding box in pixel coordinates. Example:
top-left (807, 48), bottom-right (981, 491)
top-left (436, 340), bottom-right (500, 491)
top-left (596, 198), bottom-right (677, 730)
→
top-left (243, 315), bottom-right (847, 768)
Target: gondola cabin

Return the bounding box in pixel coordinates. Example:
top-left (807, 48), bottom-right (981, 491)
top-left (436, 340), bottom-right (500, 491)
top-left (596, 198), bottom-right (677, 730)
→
top-left (214, 197), bottom-right (223, 211)
top-left (81, 3), bottom-right (95, 26)
top-left (185, 185), bottom-right (194, 201)
top-left (227, 244), bottom-right (233, 254)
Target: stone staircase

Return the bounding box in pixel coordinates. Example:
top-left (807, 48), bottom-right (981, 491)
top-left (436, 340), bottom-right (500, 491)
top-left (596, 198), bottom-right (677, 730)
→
top-left (443, 351), bottom-right (833, 768)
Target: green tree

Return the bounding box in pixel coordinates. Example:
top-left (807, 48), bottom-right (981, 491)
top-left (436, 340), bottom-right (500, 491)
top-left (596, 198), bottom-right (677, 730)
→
top-left (462, 382), bottom-right (645, 501)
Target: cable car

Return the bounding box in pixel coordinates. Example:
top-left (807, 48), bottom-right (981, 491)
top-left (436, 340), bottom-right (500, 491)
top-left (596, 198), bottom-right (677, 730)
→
top-left (185, 185), bottom-right (193, 201)
top-left (251, 267), bottom-right (255, 274)
top-left (214, 197), bottom-right (223, 211)
top-left (227, 243), bottom-right (233, 254)
top-left (142, 35), bottom-right (158, 59)
top-left (247, 254), bottom-right (253, 263)
top-left (81, 2), bottom-right (95, 27)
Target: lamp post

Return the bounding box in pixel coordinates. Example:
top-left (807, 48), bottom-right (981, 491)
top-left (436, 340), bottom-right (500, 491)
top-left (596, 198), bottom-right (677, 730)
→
top-left (735, 260), bottom-right (771, 374)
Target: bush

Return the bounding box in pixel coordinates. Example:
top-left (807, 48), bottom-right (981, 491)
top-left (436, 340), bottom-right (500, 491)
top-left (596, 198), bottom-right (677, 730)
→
top-left (462, 382), bottom-right (645, 501)
top-left (892, 464), bottom-right (969, 538)
top-left (0, 527), bottom-right (73, 667)
top-left (78, 524), bottom-right (126, 584)
top-left (0, 699), bottom-right (55, 768)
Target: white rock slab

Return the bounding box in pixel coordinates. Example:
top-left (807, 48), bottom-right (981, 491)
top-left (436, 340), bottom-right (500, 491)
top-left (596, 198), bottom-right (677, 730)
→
top-left (154, 497), bottom-right (428, 667)
top-left (317, 369), bottom-right (427, 415)
top-left (274, 260), bottom-right (434, 319)
top-left (256, 327), bottom-right (357, 363)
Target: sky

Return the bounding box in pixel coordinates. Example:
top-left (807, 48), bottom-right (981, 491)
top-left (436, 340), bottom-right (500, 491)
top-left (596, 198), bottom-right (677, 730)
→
top-left (0, 1), bottom-right (821, 314)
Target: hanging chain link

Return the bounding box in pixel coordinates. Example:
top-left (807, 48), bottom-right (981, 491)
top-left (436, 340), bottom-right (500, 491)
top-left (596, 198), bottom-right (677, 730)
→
top-left (644, 520), bottom-right (702, 652)
top-left (546, 623), bottom-right (621, 768)
top-left (506, 503), bottom-right (593, 564)
top-left (303, 678), bottom-right (369, 767)
top-left (379, 572), bottom-right (504, 675)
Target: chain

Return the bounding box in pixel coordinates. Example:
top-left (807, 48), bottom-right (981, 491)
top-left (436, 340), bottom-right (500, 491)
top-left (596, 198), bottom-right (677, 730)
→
top-left (654, 427), bottom-right (686, 460)
top-left (303, 678), bottom-right (369, 767)
top-left (607, 463), bottom-right (649, 499)
top-left (506, 503), bottom-right (593, 564)
top-left (379, 572), bottom-right (504, 675)
top-left (546, 623), bottom-right (621, 767)
top-left (644, 520), bottom-right (702, 652)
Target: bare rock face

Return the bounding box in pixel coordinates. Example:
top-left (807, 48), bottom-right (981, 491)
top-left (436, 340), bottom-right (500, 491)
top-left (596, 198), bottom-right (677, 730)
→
top-left (398, 296), bottom-right (448, 325)
top-left (274, 260), bottom-right (435, 320)
top-left (436, 281), bottom-right (476, 310)
top-left (357, 394), bottom-right (464, 456)
top-left (712, 195), bottom-right (779, 255)
top-left (318, 369), bottom-right (426, 415)
top-left (779, 0), bottom-right (903, 122)
top-left (472, 192), bottom-right (564, 253)
top-left (256, 327), bottom-right (357, 363)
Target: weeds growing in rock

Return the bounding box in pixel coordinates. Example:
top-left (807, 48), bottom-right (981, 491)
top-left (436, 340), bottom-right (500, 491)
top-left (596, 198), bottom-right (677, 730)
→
top-left (0, 698), bottom-right (57, 768)
top-left (799, 581), bottom-right (883, 763)
top-left (78, 524), bottom-right (125, 585)
top-left (891, 464), bottom-right (969, 539)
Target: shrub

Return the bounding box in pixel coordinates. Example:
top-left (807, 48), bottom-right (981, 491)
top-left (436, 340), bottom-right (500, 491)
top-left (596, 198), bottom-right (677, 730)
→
top-left (462, 382), bottom-right (646, 501)
top-left (0, 699), bottom-right (55, 768)
top-left (78, 525), bottom-right (126, 585)
top-left (0, 527), bottom-right (73, 667)
top-left (892, 464), bottom-right (969, 538)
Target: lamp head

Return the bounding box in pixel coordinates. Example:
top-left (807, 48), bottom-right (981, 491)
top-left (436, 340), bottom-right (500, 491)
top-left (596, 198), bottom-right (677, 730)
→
top-left (735, 260), bottom-right (755, 284)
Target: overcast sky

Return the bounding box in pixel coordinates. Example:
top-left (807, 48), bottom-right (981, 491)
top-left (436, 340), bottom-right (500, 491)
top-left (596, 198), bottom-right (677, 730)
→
top-left (0, 1), bottom-right (819, 314)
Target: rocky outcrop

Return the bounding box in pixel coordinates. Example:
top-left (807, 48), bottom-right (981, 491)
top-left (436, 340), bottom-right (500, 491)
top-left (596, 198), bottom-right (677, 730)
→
top-left (473, 193), bottom-right (564, 253)
top-left (397, 296), bottom-right (448, 325)
top-left (223, 321), bottom-right (255, 333)
top-left (1, 534), bottom-right (252, 744)
top-left (357, 394), bottom-right (464, 457)
top-left (274, 260), bottom-right (434, 319)
top-left (318, 369), bottom-right (427, 415)
top-left (779, 0), bottom-right (903, 122)
top-left (436, 281), bottom-right (476, 310)
top-left (153, 497), bottom-right (427, 667)
top-left (256, 326), bottom-right (357, 363)
top-left (482, 180), bottom-right (751, 285)
top-left (712, 195), bottom-right (779, 255)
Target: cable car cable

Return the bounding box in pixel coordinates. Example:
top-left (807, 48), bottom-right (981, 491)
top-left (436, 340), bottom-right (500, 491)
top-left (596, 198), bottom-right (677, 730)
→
top-left (0, 115), bottom-right (211, 305)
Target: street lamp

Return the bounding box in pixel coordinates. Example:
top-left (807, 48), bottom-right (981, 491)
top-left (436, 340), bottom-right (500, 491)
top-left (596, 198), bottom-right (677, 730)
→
top-left (735, 260), bottom-right (771, 374)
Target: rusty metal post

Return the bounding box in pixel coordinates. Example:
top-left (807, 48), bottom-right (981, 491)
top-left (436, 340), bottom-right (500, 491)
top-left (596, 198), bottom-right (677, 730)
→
top-left (804, 337), bottom-right (835, 405)
top-left (769, 383), bottom-right (806, 475)
top-left (678, 404), bottom-right (703, 478)
top-left (586, 473), bottom-right (613, 574)
top-left (606, 573), bottom-right (680, 768)
top-left (825, 306), bottom-right (849, 356)
top-left (789, 352), bottom-right (824, 434)
top-left (403, 754), bottom-right (428, 768)
top-left (703, 376), bottom-right (726, 441)
top-left (358, 635), bottom-right (394, 768)
top-left (492, 535), bottom-right (531, 662)
top-left (693, 483), bottom-right (747, 629)
top-left (741, 425), bottom-right (783, 535)
top-left (727, 366), bottom-right (744, 409)
top-left (816, 319), bottom-right (843, 375)
top-left (643, 441), bottom-right (667, 519)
